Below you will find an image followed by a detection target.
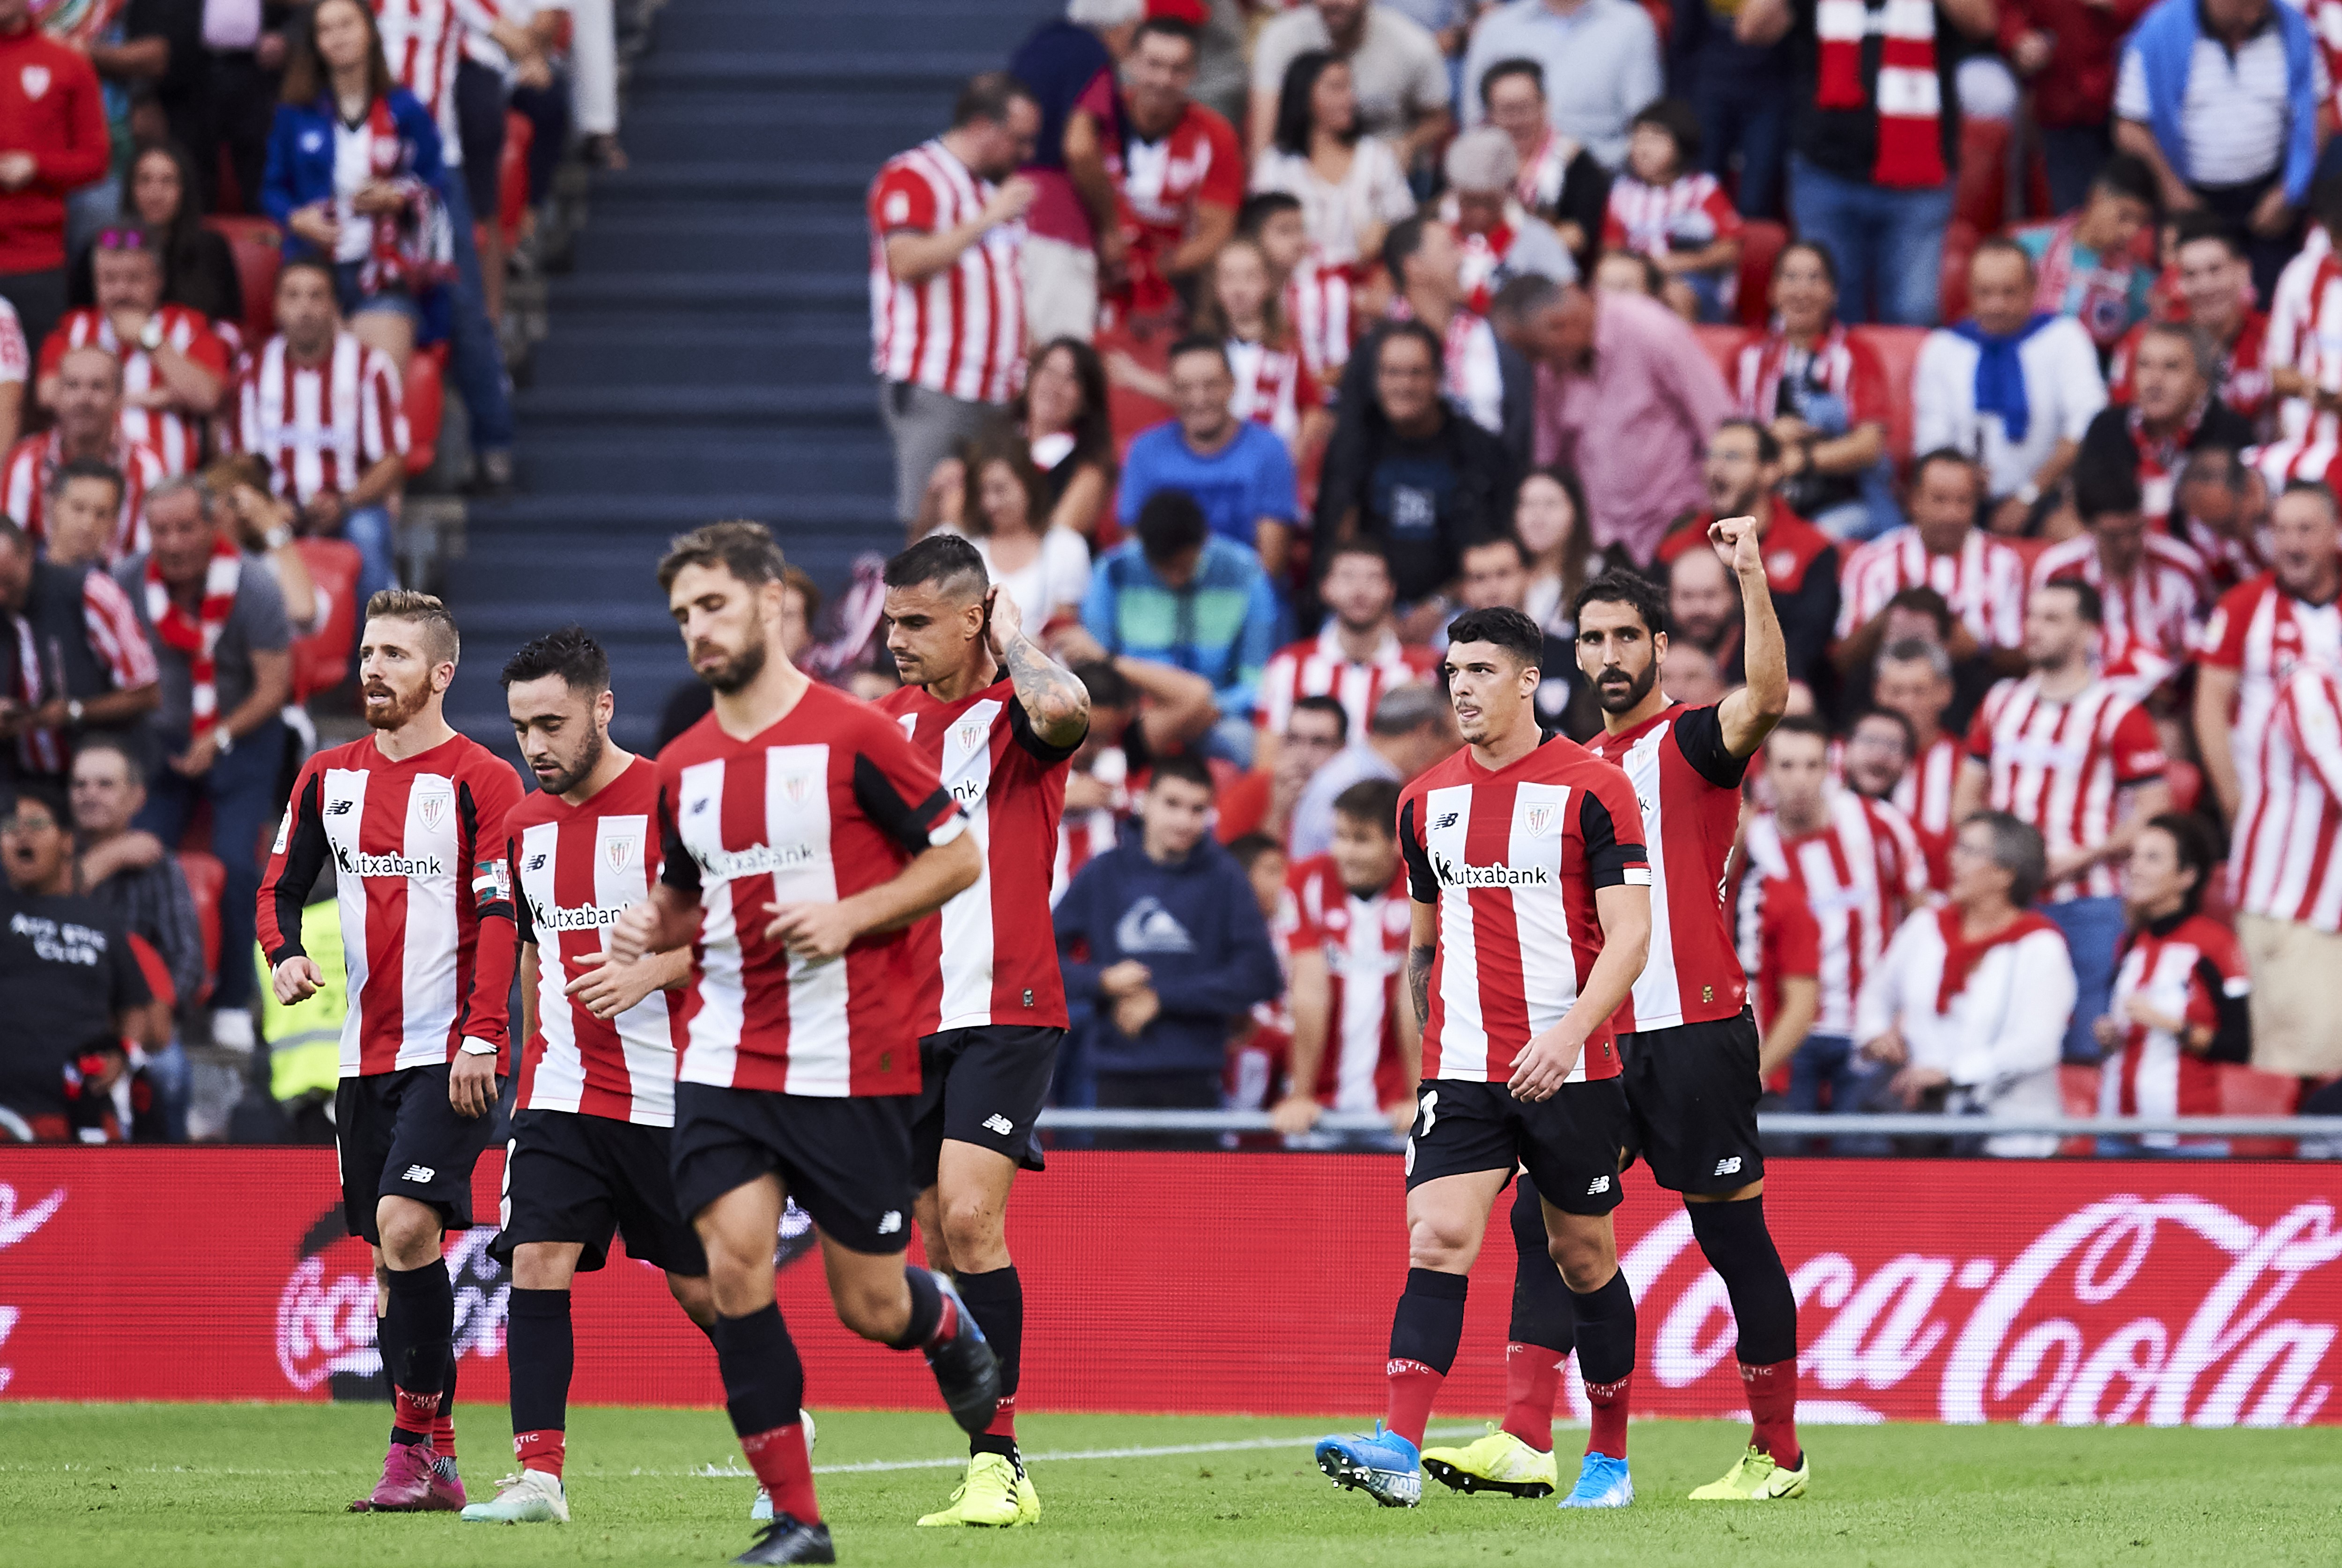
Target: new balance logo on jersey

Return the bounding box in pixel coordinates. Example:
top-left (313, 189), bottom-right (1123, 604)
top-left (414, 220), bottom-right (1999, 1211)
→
top-left (982, 1114), bottom-right (1015, 1136)
top-left (1713, 1156), bottom-right (1743, 1176)
top-left (1429, 849), bottom-right (1553, 889)
top-left (400, 1164), bottom-right (436, 1183)
top-left (326, 799), bottom-right (354, 815)
top-left (876, 1210), bottom-right (903, 1235)
top-left (1435, 812), bottom-right (1460, 830)
top-left (1116, 896), bottom-right (1195, 954)
top-left (526, 853), bottom-right (548, 871)
top-left (1586, 1175), bottom-right (1611, 1195)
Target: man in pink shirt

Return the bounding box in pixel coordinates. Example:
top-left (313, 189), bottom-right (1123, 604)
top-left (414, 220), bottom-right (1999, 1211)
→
top-left (1512, 274), bottom-right (1731, 566)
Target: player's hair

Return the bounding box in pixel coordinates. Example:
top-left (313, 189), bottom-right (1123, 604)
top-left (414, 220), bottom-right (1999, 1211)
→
top-left (1130, 13), bottom-right (1199, 52)
top-left (1572, 567), bottom-right (1668, 638)
top-left (1443, 606), bottom-right (1544, 672)
top-left (1368, 680), bottom-right (1451, 737)
top-left (1236, 190), bottom-right (1303, 237)
top-left (1073, 658), bottom-right (1135, 710)
top-left (1851, 705), bottom-right (1916, 754)
top-left (501, 623), bottom-right (610, 695)
top-left (1765, 712), bottom-right (1831, 748)
top-left (364, 588), bottom-right (460, 664)
top-left (48, 455), bottom-right (124, 504)
top-left (1965, 810), bottom-right (2049, 907)
top-left (951, 70), bottom-right (1036, 129)
top-left (1148, 751), bottom-right (1216, 796)
top-left (2141, 810), bottom-right (2217, 917)
top-left (2072, 453), bottom-right (2143, 523)
top-left (884, 533), bottom-right (990, 603)
top-left (1477, 56), bottom-right (1545, 106)
top-left (1135, 490), bottom-right (1208, 565)
top-left (658, 519), bottom-right (788, 592)
top-left (1628, 97), bottom-right (1702, 166)
top-left (1333, 777), bottom-right (1402, 836)
top-left (1290, 692), bottom-right (1349, 745)
top-left (1227, 831), bottom-right (1285, 873)
top-left (1715, 416), bottom-right (1783, 466)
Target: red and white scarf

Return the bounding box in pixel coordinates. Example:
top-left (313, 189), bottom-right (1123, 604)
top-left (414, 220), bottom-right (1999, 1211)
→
top-left (355, 97), bottom-right (454, 298)
top-left (1815, 0), bottom-right (1945, 189)
top-left (1934, 906), bottom-right (2060, 1015)
top-left (144, 534), bottom-right (242, 739)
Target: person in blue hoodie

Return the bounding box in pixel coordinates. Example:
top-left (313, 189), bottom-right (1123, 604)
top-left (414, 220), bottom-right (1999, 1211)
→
top-left (1053, 751), bottom-right (1282, 1110)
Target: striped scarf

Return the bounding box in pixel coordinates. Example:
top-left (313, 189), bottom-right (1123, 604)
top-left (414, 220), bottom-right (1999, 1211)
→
top-left (144, 534), bottom-right (241, 740)
top-left (1814, 0), bottom-right (1946, 190)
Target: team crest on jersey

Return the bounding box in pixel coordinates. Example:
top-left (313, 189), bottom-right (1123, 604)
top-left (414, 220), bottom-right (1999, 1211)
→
top-left (782, 772), bottom-right (814, 806)
top-left (605, 836), bottom-right (635, 871)
top-left (1523, 804), bottom-right (1554, 837)
top-left (956, 719), bottom-right (986, 753)
top-left (416, 794), bottom-right (448, 831)
top-left (20, 66), bottom-right (48, 100)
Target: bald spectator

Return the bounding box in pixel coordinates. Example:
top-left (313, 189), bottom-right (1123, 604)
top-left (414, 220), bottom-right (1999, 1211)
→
top-left (0, 344), bottom-right (162, 561)
top-left (1461, 0), bottom-right (1662, 172)
top-left (1008, 0), bottom-right (1142, 345)
top-left (1440, 126), bottom-right (1578, 317)
top-left (1249, 0), bottom-right (1453, 165)
top-left (1288, 679), bottom-right (1458, 860)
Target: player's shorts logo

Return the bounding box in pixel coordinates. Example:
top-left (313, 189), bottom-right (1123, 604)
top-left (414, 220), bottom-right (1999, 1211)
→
top-left (982, 1114), bottom-right (1015, 1136)
top-left (1713, 1156), bottom-right (1742, 1176)
top-left (877, 1210), bottom-right (903, 1235)
top-left (400, 1164), bottom-right (437, 1183)
top-left (1586, 1175), bottom-right (1611, 1195)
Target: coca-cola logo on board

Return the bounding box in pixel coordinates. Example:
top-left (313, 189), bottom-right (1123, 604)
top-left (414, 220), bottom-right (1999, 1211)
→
top-left (0, 1181), bottom-right (67, 1394)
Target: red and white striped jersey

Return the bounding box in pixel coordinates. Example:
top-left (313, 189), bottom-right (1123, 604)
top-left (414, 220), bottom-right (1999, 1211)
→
top-left (1, 565), bottom-right (158, 777)
top-left (656, 684), bottom-right (966, 1096)
top-left (1889, 730), bottom-right (1962, 890)
top-left (1733, 870), bottom-right (1822, 1047)
top-left (374, 0), bottom-right (506, 164)
top-left (37, 307), bottom-right (230, 475)
top-left (868, 140), bottom-right (1023, 406)
top-left (2108, 309), bottom-right (2272, 432)
top-left (1584, 703), bottom-right (1750, 1032)
top-left (1254, 625), bottom-right (1438, 736)
top-left (507, 757), bottom-right (685, 1127)
top-left (1051, 748), bottom-right (1128, 905)
top-left (1398, 736), bottom-right (1648, 1083)
top-left (2232, 660), bottom-right (2342, 931)
top-left (2259, 247), bottom-right (2342, 489)
top-left (259, 732), bottom-right (525, 1076)
top-left (1109, 101), bottom-right (1244, 314)
top-left (2029, 531), bottom-right (2207, 666)
top-left (238, 333), bottom-right (408, 506)
top-left (2197, 572), bottom-right (2342, 878)
top-left (0, 429), bottom-right (164, 561)
top-left (1283, 855), bottom-right (1412, 1111)
top-left (2099, 911), bottom-right (2247, 1125)
top-left (1741, 792), bottom-right (1928, 1037)
top-left (1731, 322), bottom-right (1890, 429)
top-left (1284, 258), bottom-right (1354, 383)
top-left (878, 674), bottom-right (1076, 1035)
top-left (1227, 334), bottom-right (1319, 444)
top-left (2179, 514), bottom-right (2272, 599)
top-left (1964, 673), bottom-right (2167, 902)
top-left (1837, 526), bottom-right (2029, 650)
top-left (1603, 171), bottom-right (1743, 261)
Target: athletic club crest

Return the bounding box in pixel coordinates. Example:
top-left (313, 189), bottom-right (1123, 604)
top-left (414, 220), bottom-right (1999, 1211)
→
top-left (783, 773), bottom-right (813, 806)
top-left (604, 836), bottom-right (634, 871)
top-left (416, 794), bottom-right (448, 831)
top-left (956, 719), bottom-right (986, 754)
top-left (20, 66), bottom-right (48, 101)
top-left (1524, 804), bottom-right (1554, 837)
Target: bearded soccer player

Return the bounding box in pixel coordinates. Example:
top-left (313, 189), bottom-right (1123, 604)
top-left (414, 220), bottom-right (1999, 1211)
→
top-left (258, 591), bottom-right (525, 1513)
top-left (875, 534), bottom-right (1089, 1528)
top-left (1314, 606), bottom-right (1653, 1513)
top-left (456, 627), bottom-right (715, 1526)
top-left (608, 522), bottom-right (996, 1567)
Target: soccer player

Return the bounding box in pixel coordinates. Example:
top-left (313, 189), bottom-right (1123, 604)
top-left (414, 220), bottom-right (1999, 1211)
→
top-left (258, 590), bottom-right (525, 1513)
top-left (457, 627), bottom-right (712, 1526)
top-left (607, 522), bottom-right (997, 1567)
top-left (1314, 605), bottom-right (1653, 1512)
top-left (874, 533), bottom-right (1090, 1528)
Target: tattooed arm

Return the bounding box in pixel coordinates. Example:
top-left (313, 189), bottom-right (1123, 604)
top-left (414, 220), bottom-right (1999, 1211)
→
top-left (1408, 899), bottom-right (1437, 1028)
top-left (987, 585), bottom-right (1091, 751)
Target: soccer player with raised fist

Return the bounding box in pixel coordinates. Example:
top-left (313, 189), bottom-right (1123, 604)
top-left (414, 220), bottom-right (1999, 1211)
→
top-left (1314, 606), bottom-right (1653, 1513)
top-left (875, 534), bottom-right (1090, 1529)
top-left (608, 522), bottom-right (995, 1567)
top-left (258, 592), bottom-right (525, 1515)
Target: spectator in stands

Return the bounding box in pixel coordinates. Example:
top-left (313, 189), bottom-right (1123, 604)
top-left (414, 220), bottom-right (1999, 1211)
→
top-left (0, 510), bottom-right (157, 784)
top-left (114, 478), bottom-right (294, 1050)
top-left (2110, 215), bottom-right (2269, 432)
top-left (1289, 678), bottom-right (1458, 859)
top-left (1249, 0), bottom-right (1452, 166)
top-left (1256, 540), bottom-right (1431, 768)
top-left (2041, 454), bottom-right (2207, 673)
top-left (0, 782), bottom-right (162, 1140)
top-left (1661, 640), bottom-right (1728, 706)
top-left (67, 143), bottom-right (243, 333)
top-left (1054, 659), bottom-right (1140, 905)
top-left (0, 0), bottom-right (106, 354)
top-left (2012, 155), bottom-right (2162, 359)
top-left (1461, 0), bottom-right (1662, 172)
top-left (1216, 693), bottom-right (1348, 847)
top-left (171, 3), bottom-right (287, 217)
top-left (1603, 98), bottom-right (1744, 323)
top-left (1855, 811), bottom-right (2075, 1156)
top-left (37, 224), bottom-right (227, 478)
top-left (1241, 189), bottom-right (1355, 397)
top-left (1007, 0), bottom-right (1141, 346)
top-left (1516, 272), bottom-right (1731, 563)
top-left (867, 72), bottom-right (1039, 529)
top-left (1117, 335), bottom-right (1302, 577)
top-left (1657, 419), bottom-right (1841, 687)
top-left (2260, 182), bottom-right (2342, 492)
top-left (1317, 322), bottom-right (1517, 619)
top-left (1440, 126), bottom-right (1579, 318)
top-left (2196, 480), bottom-right (2340, 829)
top-left (1054, 752), bottom-right (1283, 1110)
top-left (1668, 544), bottom-right (1745, 682)
top-left (1512, 463), bottom-right (1595, 630)
top-left (1249, 50), bottom-right (1417, 270)
top-left (1737, 0), bottom-right (1993, 326)
top-left (1872, 635), bottom-right (1962, 883)
top-left (1838, 703), bottom-right (1920, 829)
top-left (1955, 579), bottom-right (2171, 1064)
top-left (946, 431), bottom-right (1092, 630)
top-left (239, 257), bottom-right (409, 604)
top-left (1451, 531), bottom-right (1589, 730)
top-left (1913, 240), bottom-right (2108, 536)
top-left (1669, 0), bottom-right (1794, 221)
top-left (1472, 59), bottom-right (1609, 274)
top-left (1107, 14), bottom-right (1242, 322)
top-left (34, 457), bottom-right (125, 570)
top-left (2241, 656), bottom-right (2342, 1090)
top-left (1351, 216), bottom-right (1532, 455)
top-left (1080, 489), bottom-right (1281, 758)
top-left (1015, 337), bottom-right (1118, 539)
top-left (2002, 0), bottom-right (2156, 214)
top-left (2079, 321), bottom-right (2257, 532)
top-left (1108, 237), bottom-right (1332, 459)
top-left (204, 454), bottom-right (322, 639)
top-left (1730, 239), bottom-right (1896, 543)
top-left (1836, 452), bottom-right (2030, 686)
top-left (69, 735), bottom-right (203, 1029)
top-left (2173, 444), bottom-right (2271, 593)
top-left (2116, 0), bottom-right (2323, 298)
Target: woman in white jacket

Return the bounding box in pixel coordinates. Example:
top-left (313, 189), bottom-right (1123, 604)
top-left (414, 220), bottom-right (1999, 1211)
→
top-left (1855, 812), bottom-right (2077, 1158)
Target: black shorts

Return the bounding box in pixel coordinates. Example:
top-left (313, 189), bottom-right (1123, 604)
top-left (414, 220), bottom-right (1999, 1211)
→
top-left (335, 1063), bottom-right (505, 1243)
top-left (1621, 1010), bottom-right (1765, 1195)
top-left (909, 1025), bottom-right (1060, 1187)
top-left (671, 1082), bottom-right (916, 1256)
top-left (491, 1108), bottom-right (708, 1276)
top-left (1401, 1077), bottom-right (1629, 1216)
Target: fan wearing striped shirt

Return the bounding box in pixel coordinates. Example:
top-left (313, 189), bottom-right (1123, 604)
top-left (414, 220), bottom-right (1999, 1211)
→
top-left (1601, 100), bottom-right (1743, 325)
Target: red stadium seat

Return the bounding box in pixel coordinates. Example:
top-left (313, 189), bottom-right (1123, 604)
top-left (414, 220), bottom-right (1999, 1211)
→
top-left (205, 214), bottom-right (283, 348)
top-left (292, 536), bottom-right (364, 698)
top-left (500, 110), bottom-right (534, 250)
top-left (404, 345), bottom-right (447, 480)
top-left (1694, 323), bottom-right (1752, 399)
top-left (1955, 117), bottom-right (2012, 236)
top-left (178, 850), bottom-right (226, 1005)
top-left (2058, 1063), bottom-right (2100, 1155)
top-left (2222, 1064), bottom-right (2301, 1156)
top-left (1735, 220), bottom-right (1787, 329)
top-left (1845, 325), bottom-right (1926, 464)
top-left (1938, 219), bottom-right (1980, 324)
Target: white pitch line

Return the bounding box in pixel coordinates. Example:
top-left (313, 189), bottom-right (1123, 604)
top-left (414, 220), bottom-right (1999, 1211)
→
top-left (802, 1422), bottom-right (1546, 1475)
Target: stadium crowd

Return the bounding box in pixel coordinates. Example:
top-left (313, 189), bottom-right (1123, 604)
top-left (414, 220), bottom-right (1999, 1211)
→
top-left (3, 0), bottom-right (2342, 1154)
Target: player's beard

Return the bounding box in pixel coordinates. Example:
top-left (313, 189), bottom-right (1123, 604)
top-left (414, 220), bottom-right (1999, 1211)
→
top-left (696, 632), bottom-right (768, 695)
top-left (361, 676), bottom-right (432, 731)
top-left (537, 724), bottom-right (606, 798)
top-left (1593, 659), bottom-right (1658, 715)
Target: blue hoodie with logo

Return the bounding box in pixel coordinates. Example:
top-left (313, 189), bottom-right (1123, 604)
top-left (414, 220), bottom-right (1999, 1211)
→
top-left (1053, 828), bottom-right (1282, 1077)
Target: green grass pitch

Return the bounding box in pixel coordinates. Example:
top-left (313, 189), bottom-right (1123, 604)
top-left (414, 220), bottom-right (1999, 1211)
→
top-left (4, 1404), bottom-right (2337, 1567)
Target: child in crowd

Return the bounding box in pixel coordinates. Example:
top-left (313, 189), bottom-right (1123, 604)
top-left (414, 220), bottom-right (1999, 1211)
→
top-left (2012, 154), bottom-right (2160, 358)
top-left (1241, 191), bottom-right (1354, 401)
top-left (1602, 98), bottom-right (1743, 323)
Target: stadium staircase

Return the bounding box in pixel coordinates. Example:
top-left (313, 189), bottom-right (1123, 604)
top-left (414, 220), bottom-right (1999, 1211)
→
top-left (442, 0), bottom-right (1057, 753)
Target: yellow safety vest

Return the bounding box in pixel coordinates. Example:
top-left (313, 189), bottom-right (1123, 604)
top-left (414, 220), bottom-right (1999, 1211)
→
top-left (261, 900), bottom-right (347, 1102)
